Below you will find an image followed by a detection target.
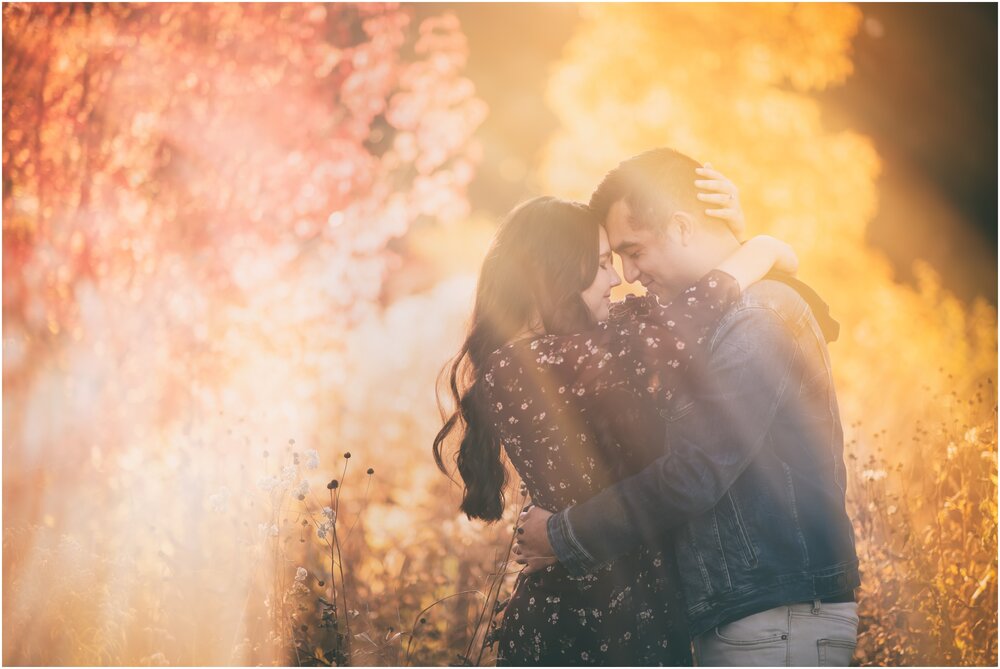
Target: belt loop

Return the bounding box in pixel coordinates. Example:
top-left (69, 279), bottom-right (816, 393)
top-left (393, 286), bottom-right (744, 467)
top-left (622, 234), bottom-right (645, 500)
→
top-left (812, 598), bottom-right (822, 615)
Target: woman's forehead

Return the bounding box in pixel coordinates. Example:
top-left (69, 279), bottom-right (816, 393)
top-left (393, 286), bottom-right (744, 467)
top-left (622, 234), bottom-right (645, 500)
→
top-left (598, 226), bottom-right (611, 254)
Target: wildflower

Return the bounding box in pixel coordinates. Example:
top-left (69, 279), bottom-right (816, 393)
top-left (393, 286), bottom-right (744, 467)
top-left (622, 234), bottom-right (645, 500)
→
top-left (327, 479), bottom-right (339, 490)
top-left (296, 479), bottom-right (309, 496)
top-left (295, 567), bottom-right (308, 582)
top-left (861, 468), bottom-right (887, 482)
top-left (947, 442), bottom-right (958, 460)
top-left (317, 521), bottom-right (331, 539)
top-left (281, 465), bottom-right (297, 483)
top-left (208, 487), bottom-right (229, 512)
top-left (256, 475), bottom-right (280, 492)
top-left (305, 449), bottom-right (320, 470)
top-left (322, 506), bottom-right (336, 521)
top-left (367, 467), bottom-right (375, 475)
top-left (343, 452), bottom-right (352, 459)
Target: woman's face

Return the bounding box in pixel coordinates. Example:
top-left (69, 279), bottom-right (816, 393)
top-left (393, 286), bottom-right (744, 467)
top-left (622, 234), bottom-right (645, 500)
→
top-left (580, 227), bottom-right (622, 322)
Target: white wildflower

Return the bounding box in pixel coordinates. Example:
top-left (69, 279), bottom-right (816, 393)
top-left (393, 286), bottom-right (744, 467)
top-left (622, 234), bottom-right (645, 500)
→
top-left (304, 449), bottom-right (320, 470)
top-left (140, 652), bottom-right (170, 666)
top-left (281, 465), bottom-right (298, 483)
top-left (296, 479), bottom-right (309, 496)
top-left (208, 487), bottom-right (229, 513)
top-left (256, 475), bottom-right (280, 492)
top-left (861, 468), bottom-right (887, 482)
top-left (965, 427), bottom-right (981, 444)
top-left (295, 567), bottom-right (308, 582)
top-left (322, 506), bottom-right (336, 521)
top-left (946, 442), bottom-right (958, 460)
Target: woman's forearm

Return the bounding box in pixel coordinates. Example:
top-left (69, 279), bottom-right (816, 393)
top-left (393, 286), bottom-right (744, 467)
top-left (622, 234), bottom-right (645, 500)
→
top-left (715, 235), bottom-right (798, 292)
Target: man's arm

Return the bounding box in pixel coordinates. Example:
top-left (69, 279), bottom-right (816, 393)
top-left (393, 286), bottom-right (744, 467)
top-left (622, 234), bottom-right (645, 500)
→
top-left (537, 302), bottom-right (801, 576)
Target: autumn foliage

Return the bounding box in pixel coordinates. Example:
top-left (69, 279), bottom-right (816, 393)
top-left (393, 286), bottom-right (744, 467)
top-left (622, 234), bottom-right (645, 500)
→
top-left (3, 3), bottom-right (491, 665)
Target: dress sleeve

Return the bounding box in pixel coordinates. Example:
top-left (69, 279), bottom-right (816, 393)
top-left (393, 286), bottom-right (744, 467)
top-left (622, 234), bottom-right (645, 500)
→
top-left (485, 269), bottom-right (739, 410)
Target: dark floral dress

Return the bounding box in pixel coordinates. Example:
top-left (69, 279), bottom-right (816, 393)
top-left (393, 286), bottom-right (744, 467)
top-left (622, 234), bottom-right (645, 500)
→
top-left (483, 270), bottom-right (739, 666)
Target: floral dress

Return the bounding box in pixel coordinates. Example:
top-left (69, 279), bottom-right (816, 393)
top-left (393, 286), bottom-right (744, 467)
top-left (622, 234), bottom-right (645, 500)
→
top-left (483, 270), bottom-right (739, 666)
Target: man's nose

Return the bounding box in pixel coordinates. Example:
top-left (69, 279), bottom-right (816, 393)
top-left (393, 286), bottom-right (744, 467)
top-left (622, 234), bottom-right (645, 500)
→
top-left (621, 259), bottom-right (640, 284)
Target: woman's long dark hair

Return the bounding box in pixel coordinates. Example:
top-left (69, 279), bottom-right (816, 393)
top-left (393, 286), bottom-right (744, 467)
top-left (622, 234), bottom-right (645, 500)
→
top-left (432, 197), bottom-right (600, 521)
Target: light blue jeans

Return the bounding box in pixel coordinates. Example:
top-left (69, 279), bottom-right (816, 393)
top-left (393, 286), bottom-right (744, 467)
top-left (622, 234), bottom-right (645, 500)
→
top-left (693, 600), bottom-right (859, 666)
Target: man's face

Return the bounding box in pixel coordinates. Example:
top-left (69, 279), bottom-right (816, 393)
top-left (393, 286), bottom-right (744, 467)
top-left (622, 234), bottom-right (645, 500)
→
top-left (604, 199), bottom-right (706, 299)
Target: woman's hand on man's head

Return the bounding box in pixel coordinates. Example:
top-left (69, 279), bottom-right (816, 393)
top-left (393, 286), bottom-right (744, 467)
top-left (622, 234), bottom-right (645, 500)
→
top-left (695, 163), bottom-right (746, 240)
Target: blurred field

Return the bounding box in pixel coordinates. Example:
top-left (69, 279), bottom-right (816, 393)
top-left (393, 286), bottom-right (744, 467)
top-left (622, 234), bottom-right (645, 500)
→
top-left (3, 3), bottom-right (997, 666)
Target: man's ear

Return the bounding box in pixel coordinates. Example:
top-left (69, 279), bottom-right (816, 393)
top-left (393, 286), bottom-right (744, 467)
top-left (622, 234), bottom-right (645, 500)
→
top-left (665, 211), bottom-right (696, 246)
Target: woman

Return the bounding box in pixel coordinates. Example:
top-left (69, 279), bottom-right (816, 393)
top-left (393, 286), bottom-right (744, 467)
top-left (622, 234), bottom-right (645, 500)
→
top-left (432, 171), bottom-right (796, 665)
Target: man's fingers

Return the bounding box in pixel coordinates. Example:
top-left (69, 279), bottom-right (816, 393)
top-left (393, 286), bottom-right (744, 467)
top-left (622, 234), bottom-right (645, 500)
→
top-left (519, 556), bottom-right (556, 575)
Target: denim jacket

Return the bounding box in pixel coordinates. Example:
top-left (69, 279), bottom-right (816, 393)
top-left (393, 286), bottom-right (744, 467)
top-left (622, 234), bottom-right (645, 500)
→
top-left (547, 279), bottom-right (860, 636)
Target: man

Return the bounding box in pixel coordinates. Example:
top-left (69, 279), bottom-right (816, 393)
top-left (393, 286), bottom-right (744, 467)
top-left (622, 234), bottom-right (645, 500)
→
top-left (516, 148), bottom-right (860, 666)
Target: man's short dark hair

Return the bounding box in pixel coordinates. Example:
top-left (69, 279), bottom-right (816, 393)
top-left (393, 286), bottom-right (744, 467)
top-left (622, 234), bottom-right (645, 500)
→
top-left (589, 148), bottom-right (704, 231)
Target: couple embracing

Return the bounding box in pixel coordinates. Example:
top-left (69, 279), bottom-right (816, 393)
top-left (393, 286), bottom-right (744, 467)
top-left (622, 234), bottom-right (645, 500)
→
top-left (434, 148), bottom-right (860, 666)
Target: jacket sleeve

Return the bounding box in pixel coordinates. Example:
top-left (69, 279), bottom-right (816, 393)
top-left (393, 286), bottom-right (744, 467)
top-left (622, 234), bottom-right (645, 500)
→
top-left (547, 303), bottom-right (800, 576)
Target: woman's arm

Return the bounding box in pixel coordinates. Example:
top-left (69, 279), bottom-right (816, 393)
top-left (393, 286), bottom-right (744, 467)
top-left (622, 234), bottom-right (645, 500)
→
top-left (716, 235), bottom-right (798, 292)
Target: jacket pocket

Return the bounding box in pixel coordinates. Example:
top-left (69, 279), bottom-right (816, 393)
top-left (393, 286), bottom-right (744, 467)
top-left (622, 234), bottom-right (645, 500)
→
top-left (726, 490), bottom-right (759, 568)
